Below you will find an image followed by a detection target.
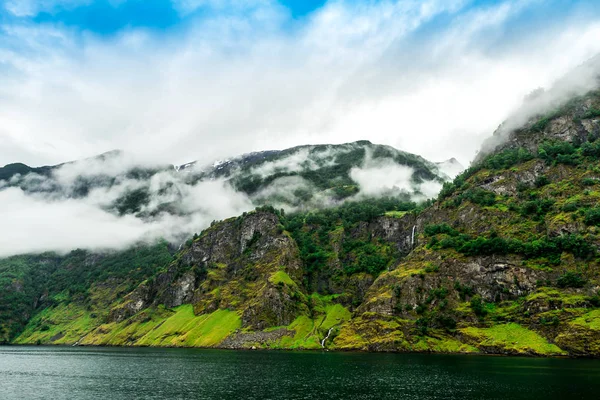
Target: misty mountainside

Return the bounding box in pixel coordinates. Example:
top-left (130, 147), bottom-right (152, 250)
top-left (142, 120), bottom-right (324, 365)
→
top-left (3, 60), bottom-right (600, 357)
top-left (0, 140), bottom-right (454, 214)
top-left (0, 141), bottom-right (456, 251)
top-left (180, 140), bottom-right (458, 204)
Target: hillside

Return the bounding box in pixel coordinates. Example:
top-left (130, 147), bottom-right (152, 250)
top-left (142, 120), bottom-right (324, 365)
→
top-left (2, 71), bottom-right (600, 356)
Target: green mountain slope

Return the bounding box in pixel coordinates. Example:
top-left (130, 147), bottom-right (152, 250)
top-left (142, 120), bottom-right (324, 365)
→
top-left (2, 73), bottom-right (600, 356)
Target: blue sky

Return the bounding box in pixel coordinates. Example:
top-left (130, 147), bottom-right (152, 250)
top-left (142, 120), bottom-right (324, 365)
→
top-left (0, 0), bottom-right (600, 167)
top-left (1, 0), bottom-right (329, 34)
top-left (6, 0), bottom-right (593, 37)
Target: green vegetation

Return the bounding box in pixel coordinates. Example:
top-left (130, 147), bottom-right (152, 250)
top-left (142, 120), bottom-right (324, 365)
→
top-left (0, 242), bottom-right (173, 343)
top-left (439, 147), bottom-right (533, 200)
top-left (282, 197), bottom-right (423, 281)
top-left (269, 271), bottom-right (296, 287)
top-left (584, 208), bottom-right (600, 226)
top-left (556, 272), bottom-right (587, 288)
top-left (425, 224), bottom-right (594, 264)
top-left (83, 306), bottom-right (241, 347)
top-left (460, 323), bottom-right (565, 355)
top-left (470, 295), bottom-right (488, 318)
top-left (270, 296), bottom-right (352, 349)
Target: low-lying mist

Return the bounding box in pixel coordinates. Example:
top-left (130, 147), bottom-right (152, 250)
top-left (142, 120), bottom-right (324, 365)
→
top-left (0, 142), bottom-right (450, 257)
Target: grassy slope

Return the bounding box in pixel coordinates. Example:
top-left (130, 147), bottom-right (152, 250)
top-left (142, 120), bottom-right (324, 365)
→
top-left (14, 294), bottom-right (353, 350)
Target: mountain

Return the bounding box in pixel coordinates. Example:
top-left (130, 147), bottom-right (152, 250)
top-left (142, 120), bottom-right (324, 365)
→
top-left (2, 60), bottom-right (600, 356)
top-left (182, 140), bottom-right (452, 205)
top-left (0, 141), bottom-right (449, 219)
top-left (435, 158), bottom-right (464, 179)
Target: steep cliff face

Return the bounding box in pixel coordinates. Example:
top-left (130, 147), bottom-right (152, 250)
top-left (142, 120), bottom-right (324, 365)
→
top-left (107, 211), bottom-right (308, 331)
top-left (77, 207), bottom-right (421, 349)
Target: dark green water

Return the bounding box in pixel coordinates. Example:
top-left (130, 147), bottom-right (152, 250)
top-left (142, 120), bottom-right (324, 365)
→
top-left (1, 347), bottom-right (600, 399)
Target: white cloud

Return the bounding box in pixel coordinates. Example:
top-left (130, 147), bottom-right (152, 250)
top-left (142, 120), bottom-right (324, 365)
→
top-left (0, 187), bottom-right (149, 256)
top-left (178, 179), bottom-right (253, 216)
top-left (8, 0), bottom-right (591, 167)
top-left (249, 148), bottom-right (311, 177)
top-left (0, 175), bottom-right (255, 257)
top-left (250, 175), bottom-right (315, 209)
top-left (350, 157), bottom-right (415, 197)
top-left (0, 0), bottom-right (600, 256)
top-left (0, 149), bottom-right (260, 257)
top-left (418, 180), bottom-right (443, 199)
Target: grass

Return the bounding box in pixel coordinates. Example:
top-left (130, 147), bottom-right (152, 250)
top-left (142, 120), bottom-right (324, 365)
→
top-left (332, 315), bottom-right (408, 351)
top-left (385, 211), bottom-right (408, 218)
top-left (525, 287), bottom-right (589, 307)
top-left (411, 335), bottom-right (478, 353)
top-left (569, 310), bottom-right (600, 331)
top-left (80, 305), bottom-right (241, 347)
top-left (270, 297), bottom-right (351, 349)
top-left (269, 270), bottom-right (296, 287)
top-left (14, 303), bottom-right (98, 345)
top-left (460, 323), bottom-right (565, 355)
top-left (321, 304), bottom-right (352, 331)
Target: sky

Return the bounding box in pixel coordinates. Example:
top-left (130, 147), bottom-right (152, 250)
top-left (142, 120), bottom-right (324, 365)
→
top-left (1, 0), bottom-right (600, 168)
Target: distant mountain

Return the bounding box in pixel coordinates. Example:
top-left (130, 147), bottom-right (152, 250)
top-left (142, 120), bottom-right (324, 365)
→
top-left (183, 140), bottom-right (451, 206)
top-left (435, 158), bottom-right (464, 179)
top-left (0, 141), bottom-right (451, 219)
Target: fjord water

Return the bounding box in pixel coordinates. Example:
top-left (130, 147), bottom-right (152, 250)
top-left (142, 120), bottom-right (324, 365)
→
top-left (1, 347), bottom-right (599, 399)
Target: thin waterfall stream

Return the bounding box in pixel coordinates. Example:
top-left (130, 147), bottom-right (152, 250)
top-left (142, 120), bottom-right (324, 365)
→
top-left (321, 328), bottom-right (334, 349)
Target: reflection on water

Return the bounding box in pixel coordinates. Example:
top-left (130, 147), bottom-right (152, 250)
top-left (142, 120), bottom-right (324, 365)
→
top-left (1, 346), bottom-right (599, 400)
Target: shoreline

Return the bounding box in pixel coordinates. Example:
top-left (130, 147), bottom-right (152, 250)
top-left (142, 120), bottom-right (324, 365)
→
top-left (1, 342), bottom-right (587, 359)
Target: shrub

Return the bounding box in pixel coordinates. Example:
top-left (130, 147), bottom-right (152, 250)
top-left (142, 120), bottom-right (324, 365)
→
top-left (470, 295), bottom-right (488, 317)
top-left (587, 294), bottom-right (600, 307)
top-left (424, 224), bottom-right (459, 237)
top-left (540, 316), bottom-right (560, 326)
top-left (556, 272), bottom-right (587, 288)
top-left (438, 182), bottom-right (457, 200)
top-left (454, 281), bottom-right (475, 300)
top-left (483, 148), bottom-right (534, 170)
top-left (424, 263), bottom-right (439, 273)
top-left (430, 231), bottom-right (594, 261)
top-left (535, 175), bottom-right (550, 188)
top-left (562, 202), bottom-right (578, 213)
top-left (462, 188), bottom-right (496, 206)
top-left (434, 314), bottom-right (457, 330)
top-left (582, 141), bottom-right (600, 158)
top-left (582, 108), bottom-right (600, 119)
top-left (584, 208), bottom-right (600, 226)
top-left (581, 178), bottom-right (598, 186)
top-left (520, 198), bottom-right (555, 219)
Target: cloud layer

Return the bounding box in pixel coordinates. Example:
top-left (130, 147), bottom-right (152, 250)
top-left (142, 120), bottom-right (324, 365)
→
top-left (0, 142), bottom-right (446, 256)
top-left (1, 0), bottom-right (600, 257)
top-left (1, 0), bottom-right (599, 169)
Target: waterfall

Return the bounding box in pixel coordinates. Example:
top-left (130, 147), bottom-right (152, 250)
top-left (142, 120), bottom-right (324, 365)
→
top-left (321, 327), bottom-right (334, 349)
top-left (411, 225), bottom-right (416, 248)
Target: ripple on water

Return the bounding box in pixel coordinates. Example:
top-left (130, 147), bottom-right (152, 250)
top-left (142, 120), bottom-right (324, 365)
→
top-left (1, 347), bottom-right (599, 400)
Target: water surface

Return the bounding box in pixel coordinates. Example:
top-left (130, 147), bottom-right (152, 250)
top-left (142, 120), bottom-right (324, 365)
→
top-left (1, 346), bottom-right (599, 399)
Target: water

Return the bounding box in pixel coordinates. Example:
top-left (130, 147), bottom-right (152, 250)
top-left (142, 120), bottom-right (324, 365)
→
top-left (1, 346), bottom-right (600, 399)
